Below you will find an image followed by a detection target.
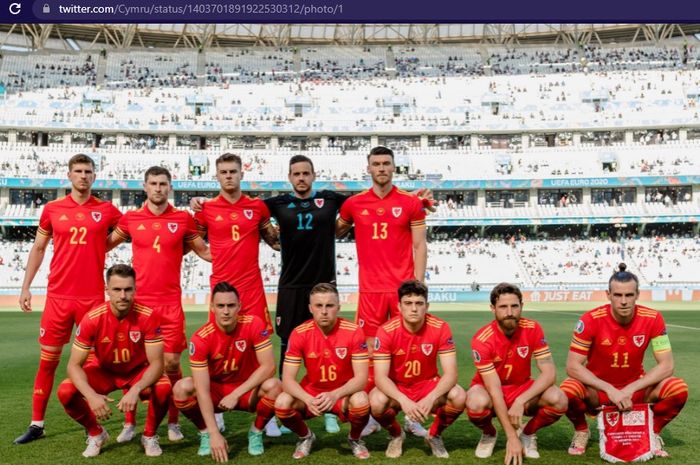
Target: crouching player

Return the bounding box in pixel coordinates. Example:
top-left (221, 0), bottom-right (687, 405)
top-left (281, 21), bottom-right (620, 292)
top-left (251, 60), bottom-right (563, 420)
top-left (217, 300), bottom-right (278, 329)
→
top-left (562, 264), bottom-right (688, 458)
top-left (57, 264), bottom-right (171, 458)
top-left (173, 282), bottom-right (281, 462)
top-left (370, 280), bottom-right (466, 459)
top-left (467, 283), bottom-right (567, 465)
top-left (274, 283), bottom-right (371, 459)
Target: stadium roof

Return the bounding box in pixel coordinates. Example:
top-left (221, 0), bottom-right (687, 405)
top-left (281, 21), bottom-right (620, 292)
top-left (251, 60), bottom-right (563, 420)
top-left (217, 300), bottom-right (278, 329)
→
top-left (2, 23), bottom-right (700, 49)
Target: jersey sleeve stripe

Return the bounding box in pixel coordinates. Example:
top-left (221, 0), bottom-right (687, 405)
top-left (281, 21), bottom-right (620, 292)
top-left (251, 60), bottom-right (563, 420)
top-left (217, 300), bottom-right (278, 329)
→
top-left (254, 340), bottom-right (273, 351)
top-left (113, 227), bottom-right (130, 240)
top-left (37, 227), bottom-right (51, 237)
top-left (73, 341), bottom-right (92, 352)
top-left (337, 217), bottom-right (352, 226)
top-left (477, 366), bottom-right (496, 375)
top-left (438, 348), bottom-right (456, 355)
top-left (190, 361), bottom-right (208, 369)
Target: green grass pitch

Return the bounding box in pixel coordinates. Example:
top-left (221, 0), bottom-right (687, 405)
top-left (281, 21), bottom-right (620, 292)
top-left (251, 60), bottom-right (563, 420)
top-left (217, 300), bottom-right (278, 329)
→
top-left (0, 302), bottom-right (697, 464)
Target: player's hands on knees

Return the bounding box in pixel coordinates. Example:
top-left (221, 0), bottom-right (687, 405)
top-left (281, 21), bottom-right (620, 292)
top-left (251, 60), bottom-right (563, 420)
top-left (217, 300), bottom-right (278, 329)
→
top-left (210, 431), bottom-right (229, 463)
top-left (117, 388), bottom-right (140, 413)
top-left (218, 394), bottom-right (239, 411)
top-left (88, 394), bottom-right (114, 421)
top-left (415, 396), bottom-right (434, 422)
top-left (504, 435), bottom-right (524, 465)
top-left (401, 399), bottom-right (425, 423)
top-left (507, 400), bottom-right (525, 430)
top-left (607, 388), bottom-right (633, 411)
top-left (189, 197), bottom-right (206, 212)
top-left (305, 398), bottom-right (323, 417)
top-left (313, 392), bottom-right (338, 413)
top-left (19, 289), bottom-right (32, 312)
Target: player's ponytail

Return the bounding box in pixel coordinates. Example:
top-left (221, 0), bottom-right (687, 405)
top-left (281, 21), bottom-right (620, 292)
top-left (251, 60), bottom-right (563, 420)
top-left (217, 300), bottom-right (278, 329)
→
top-left (608, 262), bottom-right (639, 291)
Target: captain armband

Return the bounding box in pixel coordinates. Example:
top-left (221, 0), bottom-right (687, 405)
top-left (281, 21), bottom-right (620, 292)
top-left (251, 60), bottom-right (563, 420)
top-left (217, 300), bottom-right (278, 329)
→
top-left (651, 334), bottom-right (671, 352)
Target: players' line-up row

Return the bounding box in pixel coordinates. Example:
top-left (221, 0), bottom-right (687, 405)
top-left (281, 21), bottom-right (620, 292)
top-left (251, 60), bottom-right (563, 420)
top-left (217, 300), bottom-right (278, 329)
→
top-left (13, 147), bottom-right (432, 451)
top-left (48, 263), bottom-right (687, 464)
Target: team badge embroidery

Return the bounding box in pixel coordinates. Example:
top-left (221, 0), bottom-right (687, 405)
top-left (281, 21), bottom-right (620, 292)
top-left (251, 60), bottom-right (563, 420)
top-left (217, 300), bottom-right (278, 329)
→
top-left (129, 331), bottom-right (141, 343)
top-left (167, 223), bottom-right (178, 233)
top-left (575, 320), bottom-right (584, 334)
top-left (517, 346), bottom-right (529, 358)
top-left (91, 212), bottom-right (102, 222)
top-left (359, 319), bottom-right (365, 328)
top-left (314, 199), bottom-right (325, 208)
top-left (276, 316), bottom-right (282, 326)
top-left (39, 327), bottom-right (46, 338)
top-left (335, 348), bottom-right (348, 359)
top-left (392, 207), bottom-right (402, 218)
top-left (633, 335), bottom-right (645, 347)
top-left (472, 350), bottom-right (481, 362)
top-left (606, 411), bottom-right (620, 427)
top-left (235, 340), bottom-right (247, 352)
top-left (421, 344), bottom-right (433, 356)
top-left (189, 342), bottom-right (196, 356)
top-left (243, 209), bottom-right (253, 220)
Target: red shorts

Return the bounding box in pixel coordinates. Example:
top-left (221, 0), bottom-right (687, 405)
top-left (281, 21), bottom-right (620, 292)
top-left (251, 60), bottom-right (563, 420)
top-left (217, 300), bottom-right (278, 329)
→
top-left (299, 385), bottom-right (348, 421)
top-left (209, 381), bottom-right (257, 413)
top-left (357, 292), bottom-right (398, 338)
top-left (470, 379), bottom-right (536, 408)
top-left (596, 388), bottom-right (646, 410)
top-left (79, 363), bottom-right (171, 396)
top-left (149, 303), bottom-right (187, 354)
top-left (208, 284), bottom-right (273, 333)
top-left (40, 296), bottom-right (104, 346)
top-left (397, 376), bottom-right (441, 404)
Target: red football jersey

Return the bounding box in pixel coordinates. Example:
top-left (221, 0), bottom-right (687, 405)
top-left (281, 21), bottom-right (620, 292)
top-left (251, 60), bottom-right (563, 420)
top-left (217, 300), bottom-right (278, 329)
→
top-left (284, 318), bottom-right (369, 392)
top-left (189, 315), bottom-right (273, 384)
top-left (570, 304), bottom-right (668, 388)
top-left (73, 301), bottom-right (162, 376)
top-left (194, 195), bottom-right (271, 292)
top-left (114, 204), bottom-right (198, 305)
top-left (38, 195), bottom-right (121, 299)
top-left (374, 314), bottom-right (455, 388)
top-left (338, 187), bottom-right (426, 292)
top-left (471, 318), bottom-right (551, 386)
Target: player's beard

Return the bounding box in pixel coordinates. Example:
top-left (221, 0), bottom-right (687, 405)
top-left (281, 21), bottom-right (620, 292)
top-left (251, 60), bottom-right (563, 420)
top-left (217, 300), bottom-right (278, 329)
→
top-left (293, 182), bottom-right (311, 197)
top-left (498, 316), bottom-right (519, 334)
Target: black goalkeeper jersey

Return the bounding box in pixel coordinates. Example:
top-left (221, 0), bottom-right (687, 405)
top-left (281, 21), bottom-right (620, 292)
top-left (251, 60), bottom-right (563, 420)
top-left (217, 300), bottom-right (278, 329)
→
top-left (265, 190), bottom-right (347, 288)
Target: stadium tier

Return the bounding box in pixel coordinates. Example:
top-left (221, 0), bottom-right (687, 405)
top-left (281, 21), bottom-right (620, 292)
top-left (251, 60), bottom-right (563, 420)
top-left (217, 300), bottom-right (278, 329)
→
top-left (1, 39), bottom-right (699, 293)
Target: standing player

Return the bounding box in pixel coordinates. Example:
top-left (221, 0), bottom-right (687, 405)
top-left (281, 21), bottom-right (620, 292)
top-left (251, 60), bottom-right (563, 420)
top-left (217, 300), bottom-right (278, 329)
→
top-left (561, 264), bottom-right (688, 457)
top-left (15, 153), bottom-right (122, 444)
top-left (173, 282), bottom-right (281, 462)
top-left (56, 264), bottom-right (171, 458)
top-left (194, 153), bottom-right (278, 332)
top-left (337, 146), bottom-right (428, 437)
top-left (108, 166), bottom-right (211, 442)
top-left (274, 283), bottom-right (371, 459)
top-left (370, 280), bottom-right (465, 459)
top-left (467, 283), bottom-right (567, 463)
top-left (264, 155), bottom-right (348, 434)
